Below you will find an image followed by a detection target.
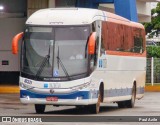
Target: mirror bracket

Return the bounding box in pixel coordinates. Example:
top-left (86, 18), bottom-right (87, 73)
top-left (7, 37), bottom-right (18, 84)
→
top-left (12, 32), bottom-right (24, 54)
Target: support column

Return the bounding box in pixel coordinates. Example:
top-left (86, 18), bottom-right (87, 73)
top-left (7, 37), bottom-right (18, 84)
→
top-left (76, 0), bottom-right (114, 8)
top-left (49, 0), bottom-right (55, 8)
top-left (151, 57), bottom-right (154, 86)
top-left (76, 0), bottom-right (98, 9)
top-left (114, 0), bottom-right (138, 22)
top-left (76, 0), bottom-right (138, 22)
top-left (27, 0), bottom-right (48, 17)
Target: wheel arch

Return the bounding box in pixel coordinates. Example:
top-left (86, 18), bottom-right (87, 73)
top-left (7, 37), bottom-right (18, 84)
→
top-left (133, 80), bottom-right (137, 95)
top-left (99, 82), bottom-right (104, 102)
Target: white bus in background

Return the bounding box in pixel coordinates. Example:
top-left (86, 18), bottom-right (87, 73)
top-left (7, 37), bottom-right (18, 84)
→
top-left (12, 8), bottom-right (146, 114)
top-left (146, 38), bottom-right (160, 46)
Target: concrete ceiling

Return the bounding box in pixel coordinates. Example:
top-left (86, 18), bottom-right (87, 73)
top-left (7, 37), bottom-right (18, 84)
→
top-left (138, 0), bottom-right (160, 2)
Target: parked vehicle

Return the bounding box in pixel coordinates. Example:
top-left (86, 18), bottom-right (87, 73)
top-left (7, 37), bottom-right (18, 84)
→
top-left (12, 8), bottom-right (146, 114)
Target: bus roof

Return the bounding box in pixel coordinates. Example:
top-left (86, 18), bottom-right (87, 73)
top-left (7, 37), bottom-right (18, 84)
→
top-left (26, 8), bottom-right (144, 29)
top-left (26, 8), bottom-right (104, 25)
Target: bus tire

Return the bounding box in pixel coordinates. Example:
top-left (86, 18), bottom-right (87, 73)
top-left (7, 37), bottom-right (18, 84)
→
top-left (35, 104), bottom-right (45, 114)
top-left (88, 86), bottom-right (102, 114)
top-left (126, 84), bottom-right (136, 108)
top-left (89, 95), bottom-right (101, 114)
top-left (117, 84), bottom-right (136, 108)
top-left (75, 106), bottom-right (84, 109)
top-left (117, 101), bottom-right (126, 108)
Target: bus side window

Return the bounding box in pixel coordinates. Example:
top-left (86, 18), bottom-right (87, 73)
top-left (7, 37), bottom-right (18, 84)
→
top-left (92, 22), bottom-right (96, 32)
top-left (101, 36), bottom-right (105, 56)
top-left (91, 36), bottom-right (99, 66)
top-left (133, 36), bottom-right (143, 53)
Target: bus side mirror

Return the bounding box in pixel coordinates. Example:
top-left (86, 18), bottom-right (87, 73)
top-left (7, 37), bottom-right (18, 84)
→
top-left (12, 32), bottom-right (24, 54)
top-left (88, 32), bottom-right (96, 55)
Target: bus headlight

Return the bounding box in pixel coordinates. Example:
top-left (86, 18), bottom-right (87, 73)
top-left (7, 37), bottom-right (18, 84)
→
top-left (76, 96), bottom-right (83, 100)
top-left (20, 82), bottom-right (32, 90)
top-left (22, 95), bottom-right (30, 100)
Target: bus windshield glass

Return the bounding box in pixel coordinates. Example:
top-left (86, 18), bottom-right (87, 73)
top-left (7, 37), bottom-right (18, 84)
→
top-left (22, 26), bottom-right (90, 80)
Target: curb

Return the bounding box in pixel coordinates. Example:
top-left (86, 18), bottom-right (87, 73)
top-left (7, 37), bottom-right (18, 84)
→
top-left (0, 86), bottom-right (160, 93)
top-left (145, 86), bottom-right (160, 92)
top-left (0, 86), bottom-right (20, 94)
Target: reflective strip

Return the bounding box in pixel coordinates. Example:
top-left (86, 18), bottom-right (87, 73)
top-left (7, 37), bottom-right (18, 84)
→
top-left (137, 87), bottom-right (145, 94)
top-left (21, 87), bottom-right (145, 99)
top-left (104, 87), bottom-right (144, 97)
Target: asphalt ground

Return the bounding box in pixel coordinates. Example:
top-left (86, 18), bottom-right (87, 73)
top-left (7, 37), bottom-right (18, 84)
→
top-left (0, 92), bottom-right (160, 125)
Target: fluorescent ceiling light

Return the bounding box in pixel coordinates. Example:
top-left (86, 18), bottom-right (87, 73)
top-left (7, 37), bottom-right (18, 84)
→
top-left (0, 6), bottom-right (4, 10)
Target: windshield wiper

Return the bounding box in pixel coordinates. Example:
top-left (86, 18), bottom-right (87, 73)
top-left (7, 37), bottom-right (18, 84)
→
top-left (57, 47), bottom-right (71, 80)
top-left (35, 45), bottom-right (50, 79)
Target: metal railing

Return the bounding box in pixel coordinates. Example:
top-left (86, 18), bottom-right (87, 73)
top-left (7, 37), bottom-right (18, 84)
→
top-left (146, 58), bottom-right (160, 85)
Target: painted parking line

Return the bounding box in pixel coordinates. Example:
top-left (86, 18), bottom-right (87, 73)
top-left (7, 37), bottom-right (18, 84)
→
top-left (145, 86), bottom-right (160, 92)
top-left (0, 85), bottom-right (160, 93)
top-left (0, 86), bottom-right (19, 93)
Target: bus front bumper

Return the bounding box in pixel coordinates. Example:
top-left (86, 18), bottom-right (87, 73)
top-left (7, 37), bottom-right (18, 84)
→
top-left (20, 90), bottom-right (98, 105)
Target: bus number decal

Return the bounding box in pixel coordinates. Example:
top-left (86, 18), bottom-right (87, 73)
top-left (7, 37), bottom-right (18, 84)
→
top-left (24, 79), bottom-right (32, 85)
top-left (99, 59), bottom-right (107, 68)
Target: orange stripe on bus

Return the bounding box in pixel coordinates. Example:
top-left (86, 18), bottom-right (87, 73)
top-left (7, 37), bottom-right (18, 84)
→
top-left (106, 50), bottom-right (146, 57)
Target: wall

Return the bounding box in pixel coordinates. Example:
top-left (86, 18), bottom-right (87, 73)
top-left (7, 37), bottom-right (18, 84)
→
top-left (0, 18), bottom-right (26, 71)
top-left (0, 0), bottom-right (27, 13)
top-left (49, 0), bottom-right (55, 8)
top-left (99, 0), bottom-right (153, 22)
top-left (0, 18), bottom-right (26, 84)
top-left (137, 1), bottom-right (151, 22)
top-left (27, 0), bottom-right (48, 16)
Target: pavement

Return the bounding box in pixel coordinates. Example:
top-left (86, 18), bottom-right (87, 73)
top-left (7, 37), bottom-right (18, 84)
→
top-left (0, 85), bottom-right (160, 93)
top-left (0, 92), bottom-right (160, 125)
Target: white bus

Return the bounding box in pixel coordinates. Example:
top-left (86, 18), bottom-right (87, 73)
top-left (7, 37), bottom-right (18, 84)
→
top-left (12, 8), bottom-right (146, 114)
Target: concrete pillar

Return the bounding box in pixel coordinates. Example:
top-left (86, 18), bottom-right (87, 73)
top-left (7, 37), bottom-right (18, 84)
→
top-left (137, 1), bottom-right (151, 22)
top-left (27, 0), bottom-right (48, 17)
top-left (114, 0), bottom-right (138, 22)
top-left (76, 0), bottom-right (138, 22)
top-left (76, 0), bottom-right (98, 8)
top-left (151, 57), bottom-right (154, 86)
top-left (49, 0), bottom-right (55, 8)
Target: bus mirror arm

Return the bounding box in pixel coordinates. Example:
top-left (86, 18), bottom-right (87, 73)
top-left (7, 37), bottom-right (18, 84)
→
top-left (12, 32), bottom-right (24, 54)
top-left (88, 32), bottom-right (96, 55)
top-left (85, 35), bottom-right (90, 58)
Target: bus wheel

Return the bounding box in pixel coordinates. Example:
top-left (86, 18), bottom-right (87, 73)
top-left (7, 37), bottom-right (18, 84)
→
top-left (89, 89), bottom-right (102, 114)
top-left (126, 85), bottom-right (136, 108)
top-left (75, 106), bottom-right (84, 109)
top-left (35, 104), bottom-right (45, 114)
top-left (117, 101), bottom-right (126, 108)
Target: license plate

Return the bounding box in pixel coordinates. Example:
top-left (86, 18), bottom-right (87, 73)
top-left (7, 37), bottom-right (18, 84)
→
top-left (46, 97), bottom-right (58, 101)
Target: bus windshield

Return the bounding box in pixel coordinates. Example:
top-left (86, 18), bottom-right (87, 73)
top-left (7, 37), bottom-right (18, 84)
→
top-left (22, 26), bottom-right (90, 80)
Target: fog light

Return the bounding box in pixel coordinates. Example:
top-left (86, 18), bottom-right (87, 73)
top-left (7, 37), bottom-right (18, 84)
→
top-left (0, 6), bottom-right (4, 10)
top-left (76, 96), bottom-right (83, 100)
top-left (23, 95), bottom-right (30, 100)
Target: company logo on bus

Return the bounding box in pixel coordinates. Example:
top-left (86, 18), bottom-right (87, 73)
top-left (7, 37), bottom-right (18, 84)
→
top-left (50, 89), bottom-right (55, 94)
top-left (24, 79), bottom-right (32, 85)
